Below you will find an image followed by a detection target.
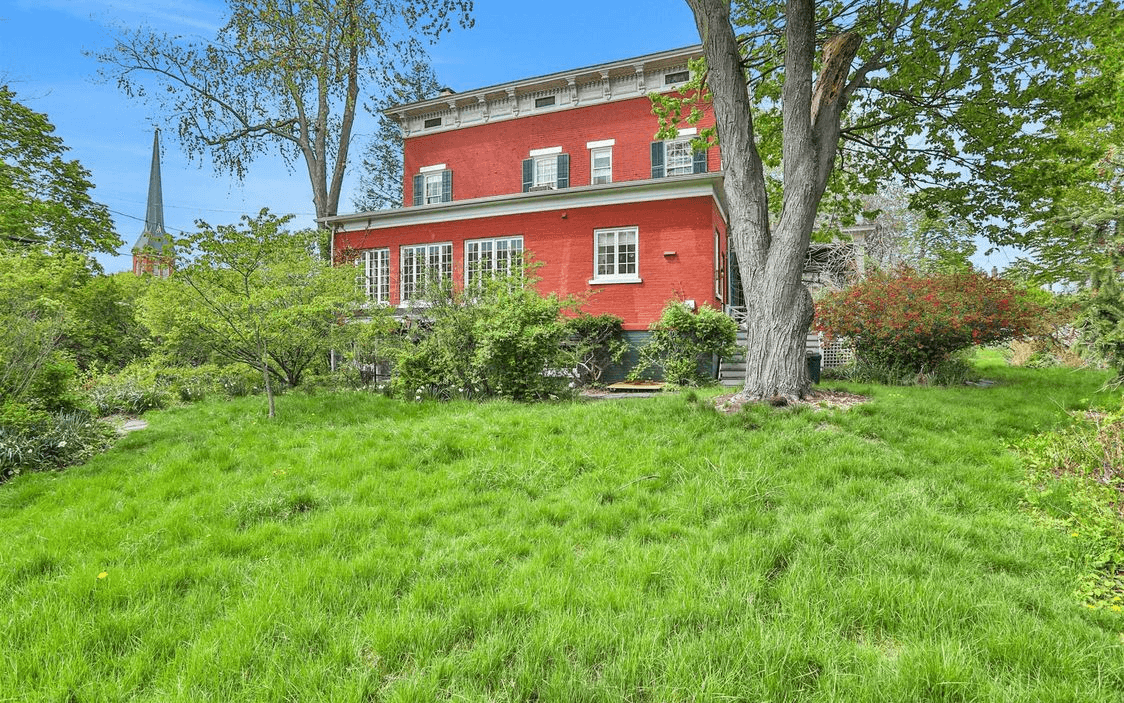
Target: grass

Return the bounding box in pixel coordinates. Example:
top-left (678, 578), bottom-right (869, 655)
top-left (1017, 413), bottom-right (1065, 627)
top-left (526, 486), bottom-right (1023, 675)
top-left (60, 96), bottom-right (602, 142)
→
top-left (2, 358), bottom-right (1124, 701)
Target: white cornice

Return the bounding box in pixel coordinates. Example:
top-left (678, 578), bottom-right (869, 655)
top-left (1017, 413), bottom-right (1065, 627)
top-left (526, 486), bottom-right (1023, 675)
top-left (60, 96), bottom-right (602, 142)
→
top-left (384, 45), bottom-right (703, 138)
top-left (324, 173), bottom-right (727, 233)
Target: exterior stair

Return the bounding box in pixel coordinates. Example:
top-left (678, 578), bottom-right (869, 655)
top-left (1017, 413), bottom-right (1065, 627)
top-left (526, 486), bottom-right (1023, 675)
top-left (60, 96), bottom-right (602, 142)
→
top-left (718, 329), bottom-right (823, 386)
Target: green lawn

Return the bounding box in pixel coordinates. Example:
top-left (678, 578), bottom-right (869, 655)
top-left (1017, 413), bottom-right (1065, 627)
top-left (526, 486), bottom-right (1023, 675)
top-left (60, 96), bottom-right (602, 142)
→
top-left (3, 360), bottom-right (1124, 701)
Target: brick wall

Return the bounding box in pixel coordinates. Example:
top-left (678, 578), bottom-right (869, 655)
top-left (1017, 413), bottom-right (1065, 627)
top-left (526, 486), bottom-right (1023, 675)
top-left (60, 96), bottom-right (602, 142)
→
top-left (335, 196), bottom-right (722, 329)
top-left (403, 95), bottom-right (719, 205)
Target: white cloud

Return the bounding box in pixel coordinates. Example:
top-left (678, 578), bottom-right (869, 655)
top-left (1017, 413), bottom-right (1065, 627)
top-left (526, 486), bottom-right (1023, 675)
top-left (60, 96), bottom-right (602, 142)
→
top-left (16, 0), bottom-right (224, 34)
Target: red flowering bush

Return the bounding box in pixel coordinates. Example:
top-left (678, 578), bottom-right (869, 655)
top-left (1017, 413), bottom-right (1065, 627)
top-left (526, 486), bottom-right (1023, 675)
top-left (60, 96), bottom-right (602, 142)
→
top-left (815, 269), bottom-right (1045, 373)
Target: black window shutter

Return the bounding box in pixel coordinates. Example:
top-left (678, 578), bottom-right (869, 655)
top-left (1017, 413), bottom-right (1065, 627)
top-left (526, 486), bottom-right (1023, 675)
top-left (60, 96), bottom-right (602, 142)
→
top-left (412, 174), bottom-right (424, 206)
top-left (650, 141), bottom-right (665, 179)
top-left (441, 170), bottom-right (453, 202)
top-left (522, 158), bottom-right (534, 192)
top-left (556, 154), bottom-right (570, 189)
top-left (693, 147), bottom-right (708, 174)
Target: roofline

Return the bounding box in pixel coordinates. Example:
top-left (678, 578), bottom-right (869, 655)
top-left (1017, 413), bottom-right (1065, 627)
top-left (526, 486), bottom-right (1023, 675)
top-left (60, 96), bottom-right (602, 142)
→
top-left (384, 44), bottom-right (703, 118)
top-left (322, 172), bottom-right (727, 232)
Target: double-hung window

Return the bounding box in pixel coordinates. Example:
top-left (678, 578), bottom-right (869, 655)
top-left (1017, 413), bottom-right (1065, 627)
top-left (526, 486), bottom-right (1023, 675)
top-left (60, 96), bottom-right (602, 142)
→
top-left (465, 236), bottom-right (524, 288)
top-left (412, 166), bottom-right (452, 206)
top-left (593, 227), bottom-right (639, 283)
top-left (665, 138), bottom-right (694, 176)
top-left (587, 139), bottom-right (615, 185)
top-left (357, 248), bottom-right (390, 303)
top-left (522, 148), bottom-right (570, 191)
top-left (650, 130), bottom-right (707, 178)
top-left (424, 173), bottom-right (444, 203)
top-left (534, 157), bottom-right (557, 188)
top-left (400, 242), bottom-right (452, 302)
top-left (591, 147), bottom-right (612, 184)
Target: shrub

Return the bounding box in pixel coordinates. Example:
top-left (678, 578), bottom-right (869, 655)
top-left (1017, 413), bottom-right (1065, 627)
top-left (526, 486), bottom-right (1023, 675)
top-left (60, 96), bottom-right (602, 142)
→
top-left (1018, 405), bottom-right (1124, 608)
top-left (565, 313), bottom-right (627, 386)
top-left (86, 362), bottom-right (261, 415)
top-left (632, 302), bottom-right (738, 386)
top-left (815, 268), bottom-right (1044, 381)
top-left (26, 354), bottom-right (85, 412)
top-left (87, 370), bottom-right (171, 416)
top-left (0, 403), bottom-right (114, 481)
top-left (391, 272), bottom-right (576, 401)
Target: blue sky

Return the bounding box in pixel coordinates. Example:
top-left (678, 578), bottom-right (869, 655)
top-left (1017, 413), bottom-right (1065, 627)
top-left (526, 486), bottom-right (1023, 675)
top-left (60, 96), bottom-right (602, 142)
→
top-left (1, 0), bottom-right (1018, 274)
top-left (0, 0), bottom-right (700, 272)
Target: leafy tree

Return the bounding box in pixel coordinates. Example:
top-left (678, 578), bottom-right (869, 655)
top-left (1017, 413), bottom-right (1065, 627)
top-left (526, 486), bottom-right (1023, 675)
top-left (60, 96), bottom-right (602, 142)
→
top-left (0, 87), bottom-right (119, 255)
top-left (1009, 144), bottom-right (1124, 286)
top-left (354, 60), bottom-right (441, 210)
top-left (161, 210), bottom-right (363, 417)
top-left (859, 184), bottom-right (978, 274)
top-left (96, 0), bottom-right (473, 222)
top-left (666, 0), bottom-right (1116, 401)
top-left (0, 264), bottom-right (66, 405)
top-left (66, 273), bottom-right (152, 371)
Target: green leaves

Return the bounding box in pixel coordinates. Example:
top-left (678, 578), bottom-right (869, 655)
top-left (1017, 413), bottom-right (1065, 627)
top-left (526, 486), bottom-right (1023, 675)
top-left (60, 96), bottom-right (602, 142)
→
top-left (154, 209), bottom-right (364, 392)
top-left (0, 87), bottom-right (119, 256)
top-left (632, 302), bottom-right (738, 386)
top-left (95, 0), bottom-right (473, 219)
top-left (815, 268), bottom-right (1047, 374)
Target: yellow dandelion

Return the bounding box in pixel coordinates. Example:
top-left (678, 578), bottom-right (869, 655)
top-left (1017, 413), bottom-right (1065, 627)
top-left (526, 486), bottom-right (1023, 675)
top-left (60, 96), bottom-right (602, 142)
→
top-left (1112, 605), bottom-right (1122, 613)
top-left (1071, 532), bottom-right (1079, 537)
top-left (97, 571), bottom-right (108, 580)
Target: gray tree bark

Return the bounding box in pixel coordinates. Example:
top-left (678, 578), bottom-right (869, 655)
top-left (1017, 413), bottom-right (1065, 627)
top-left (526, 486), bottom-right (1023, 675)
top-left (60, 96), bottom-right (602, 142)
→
top-left (686, 0), bottom-right (860, 401)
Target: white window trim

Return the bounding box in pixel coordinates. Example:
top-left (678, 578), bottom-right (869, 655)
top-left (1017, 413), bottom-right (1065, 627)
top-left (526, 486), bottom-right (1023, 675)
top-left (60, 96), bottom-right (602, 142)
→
top-left (400, 241), bottom-right (453, 305)
top-left (423, 172), bottom-right (444, 204)
top-left (665, 137), bottom-right (694, 177)
top-left (529, 146), bottom-right (562, 157)
top-left (357, 248), bottom-right (391, 305)
top-left (590, 146), bottom-right (612, 185)
top-left (586, 139), bottom-right (615, 149)
top-left (533, 155), bottom-right (558, 188)
top-left (465, 235), bottom-right (525, 287)
top-left (590, 226), bottom-right (641, 285)
top-left (714, 230), bottom-right (723, 301)
top-left (677, 127), bottom-right (698, 137)
top-left (419, 163), bottom-right (447, 173)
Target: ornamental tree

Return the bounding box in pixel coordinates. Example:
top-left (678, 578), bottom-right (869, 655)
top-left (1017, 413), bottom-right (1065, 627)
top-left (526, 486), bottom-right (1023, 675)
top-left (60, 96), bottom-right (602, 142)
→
top-left (814, 269), bottom-right (1045, 373)
top-left (153, 210), bottom-right (363, 418)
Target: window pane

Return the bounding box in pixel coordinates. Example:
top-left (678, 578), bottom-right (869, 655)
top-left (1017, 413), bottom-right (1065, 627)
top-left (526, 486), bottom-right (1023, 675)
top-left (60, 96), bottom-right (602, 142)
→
top-left (535, 157), bottom-right (556, 186)
top-left (424, 173), bottom-right (442, 203)
top-left (592, 148), bottom-right (612, 185)
top-left (594, 228), bottom-right (638, 280)
top-left (666, 139), bottom-right (692, 175)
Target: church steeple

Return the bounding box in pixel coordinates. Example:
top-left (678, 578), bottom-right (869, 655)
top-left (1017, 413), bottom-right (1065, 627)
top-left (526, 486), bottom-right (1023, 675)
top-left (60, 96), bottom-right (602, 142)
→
top-left (131, 130), bottom-right (174, 276)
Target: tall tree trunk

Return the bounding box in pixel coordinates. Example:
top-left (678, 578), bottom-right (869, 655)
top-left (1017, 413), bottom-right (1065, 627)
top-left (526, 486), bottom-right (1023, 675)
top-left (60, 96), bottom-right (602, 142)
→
top-left (687, 0), bottom-right (860, 402)
top-left (259, 333), bottom-right (275, 419)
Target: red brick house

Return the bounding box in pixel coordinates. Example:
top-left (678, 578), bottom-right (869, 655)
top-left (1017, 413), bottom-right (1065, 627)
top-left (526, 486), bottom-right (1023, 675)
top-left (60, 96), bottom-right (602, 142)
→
top-left (323, 46), bottom-right (743, 378)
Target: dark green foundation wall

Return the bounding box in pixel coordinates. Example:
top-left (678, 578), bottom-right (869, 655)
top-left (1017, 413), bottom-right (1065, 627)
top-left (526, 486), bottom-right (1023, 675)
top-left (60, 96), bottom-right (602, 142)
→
top-left (599, 331), bottom-right (718, 385)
